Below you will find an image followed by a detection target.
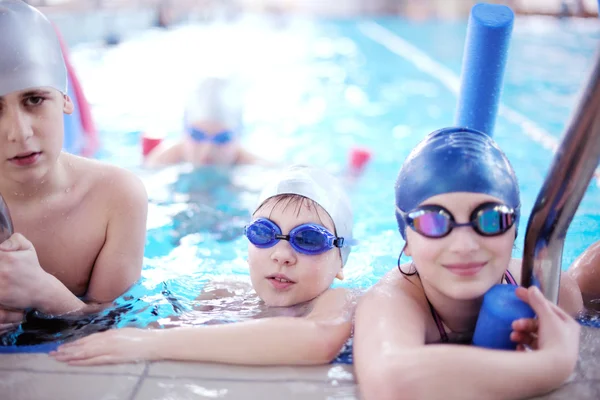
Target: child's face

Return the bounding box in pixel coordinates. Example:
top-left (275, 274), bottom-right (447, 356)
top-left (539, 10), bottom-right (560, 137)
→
top-left (183, 121), bottom-right (239, 166)
top-left (247, 197), bottom-right (343, 307)
top-left (0, 88), bottom-right (73, 184)
top-left (404, 192), bottom-right (515, 301)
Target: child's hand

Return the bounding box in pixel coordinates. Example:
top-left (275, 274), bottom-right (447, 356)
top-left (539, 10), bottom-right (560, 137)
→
top-left (511, 317), bottom-right (538, 350)
top-left (0, 306), bottom-right (24, 325)
top-left (0, 306), bottom-right (24, 335)
top-left (0, 234), bottom-right (50, 310)
top-left (0, 306), bottom-right (25, 334)
top-left (514, 286), bottom-right (580, 378)
top-left (50, 328), bottom-right (159, 365)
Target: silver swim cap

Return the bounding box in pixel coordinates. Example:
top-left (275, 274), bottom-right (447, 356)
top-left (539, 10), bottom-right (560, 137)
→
top-left (255, 165), bottom-right (354, 266)
top-left (185, 77), bottom-right (242, 131)
top-left (0, 0), bottom-right (67, 97)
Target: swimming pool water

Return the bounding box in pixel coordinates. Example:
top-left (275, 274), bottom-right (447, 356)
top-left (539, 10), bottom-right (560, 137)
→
top-left (3, 14), bottom-right (600, 350)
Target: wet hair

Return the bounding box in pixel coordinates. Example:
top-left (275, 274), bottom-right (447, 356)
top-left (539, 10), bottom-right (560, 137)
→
top-left (254, 193), bottom-right (335, 235)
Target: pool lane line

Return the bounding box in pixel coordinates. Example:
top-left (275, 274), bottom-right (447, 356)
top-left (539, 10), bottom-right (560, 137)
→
top-left (358, 21), bottom-right (600, 184)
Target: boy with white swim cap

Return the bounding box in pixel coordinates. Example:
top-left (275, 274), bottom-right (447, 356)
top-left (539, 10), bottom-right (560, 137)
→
top-left (0, 0), bottom-right (147, 327)
top-left (144, 76), bottom-right (262, 167)
top-left (52, 165), bottom-right (358, 366)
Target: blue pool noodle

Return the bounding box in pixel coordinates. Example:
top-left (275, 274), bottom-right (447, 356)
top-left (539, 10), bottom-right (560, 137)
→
top-left (473, 284), bottom-right (535, 350)
top-left (455, 3), bottom-right (514, 136)
top-left (458, 4), bottom-right (535, 350)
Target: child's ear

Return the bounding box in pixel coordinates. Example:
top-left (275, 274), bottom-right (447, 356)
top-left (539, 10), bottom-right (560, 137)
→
top-left (63, 94), bottom-right (74, 115)
top-left (335, 269), bottom-right (344, 281)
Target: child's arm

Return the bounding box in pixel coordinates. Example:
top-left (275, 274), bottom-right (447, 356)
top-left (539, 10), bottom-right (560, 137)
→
top-left (568, 239), bottom-right (600, 307)
top-left (353, 274), bottom-right (580, 400)
top-left (144, 141), bottom-right (184, 168)
top-left (235, 147), bottom-right (274, 166)
top-left (235, 148), bottom-right (259, 165)
top-left (51, 288), bottom-right (355, 366)
top-left (83, 168), bottom-right (147, 304)
top-left (0, 168), bottom-right (147, 316)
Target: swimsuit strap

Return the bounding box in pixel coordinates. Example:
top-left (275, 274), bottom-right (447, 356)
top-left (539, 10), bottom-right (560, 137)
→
top-left (428, 299), bottom-right (449, 343)
top-left (504, 269), bottom-right (517, 285)
top-left (429, 271), bottom-right (516, 342)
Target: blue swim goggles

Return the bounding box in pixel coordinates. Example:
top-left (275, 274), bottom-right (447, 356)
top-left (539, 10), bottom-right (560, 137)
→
top-left (244, 218), bottom-right (347, 255)
top-left (187, 127), bottom-right (234, 145)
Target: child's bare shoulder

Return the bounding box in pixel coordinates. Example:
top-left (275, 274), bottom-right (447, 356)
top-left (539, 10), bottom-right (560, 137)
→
top-left (65, 154), bottom-right (147, 206)
top-left (307, 287), bottom-right (359, 321)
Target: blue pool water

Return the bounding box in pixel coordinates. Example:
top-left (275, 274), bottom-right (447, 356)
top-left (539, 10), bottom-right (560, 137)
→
top-left (2, 15), bottom-right (600, 352)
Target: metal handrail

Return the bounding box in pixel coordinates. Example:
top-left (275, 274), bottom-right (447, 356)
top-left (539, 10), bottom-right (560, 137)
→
top-left (521, 45), bottom-right (600, 303)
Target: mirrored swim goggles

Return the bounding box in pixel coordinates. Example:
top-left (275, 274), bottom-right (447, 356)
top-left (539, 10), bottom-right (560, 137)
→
top-left (397, 202), bottom-right (517, 239)
top-left (244, 217), bottom-right (350, 255)
top-left (187, 127), bottom-right (234, 145)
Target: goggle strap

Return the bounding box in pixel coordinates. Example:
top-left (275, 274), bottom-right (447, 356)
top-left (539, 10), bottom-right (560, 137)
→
top-left (333, 237), bottom-right (344, 248)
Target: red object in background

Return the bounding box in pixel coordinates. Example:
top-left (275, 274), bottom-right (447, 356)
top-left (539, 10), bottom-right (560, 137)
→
top-left (349, 147), bottom-right (372, 173)
top-left (142, 134), bottom-right (163, 157)
top-left (53, 23), bottom-right (99, 156)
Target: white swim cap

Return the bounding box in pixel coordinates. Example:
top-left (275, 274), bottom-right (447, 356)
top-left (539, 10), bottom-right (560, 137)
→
top-left (184, 77), bottom-right (242, 131)
top-left (0, 0), bottom-right (67, 97)
top-left (256, 165), bottom-right (354, 266)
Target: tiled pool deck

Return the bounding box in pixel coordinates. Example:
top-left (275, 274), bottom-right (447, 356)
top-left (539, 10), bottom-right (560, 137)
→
top-left (1, 326), bottom-right (598, 399)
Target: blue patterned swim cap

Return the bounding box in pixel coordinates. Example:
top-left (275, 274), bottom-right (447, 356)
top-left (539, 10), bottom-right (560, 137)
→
top-left (395, 127), bottom-right (520, 239)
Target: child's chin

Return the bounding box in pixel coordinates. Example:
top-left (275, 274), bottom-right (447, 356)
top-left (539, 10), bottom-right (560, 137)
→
top-left (264, 297), bottom-right (293, 307)
top-left (445, 282), bottom-right (493, 301)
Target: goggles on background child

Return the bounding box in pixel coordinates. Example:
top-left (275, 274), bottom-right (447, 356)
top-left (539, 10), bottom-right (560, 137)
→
top-left (397, 202), bottom-right (516, 239)
top-left (244, 217), bottom-right (349, 255)
top-left (187, 127), bottom-right (234, 145)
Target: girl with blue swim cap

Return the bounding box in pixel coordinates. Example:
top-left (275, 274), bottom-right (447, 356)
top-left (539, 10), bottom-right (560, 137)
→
top-left (143, 76), bottom-right (263, 168)
top-left (353, 127), bottom-right (582, 400)
top-left (52, 165), bottom-right (357, 366)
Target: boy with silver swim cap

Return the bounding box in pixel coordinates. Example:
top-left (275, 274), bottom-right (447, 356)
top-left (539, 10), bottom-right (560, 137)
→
top-left (52, 165), bottom-right (357, 367)
top-left (0, 0), bottom-right (147, 325)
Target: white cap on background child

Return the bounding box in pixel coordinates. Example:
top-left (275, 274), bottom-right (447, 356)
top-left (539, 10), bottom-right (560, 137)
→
top-left (184, 76), bottom-right (243, 131)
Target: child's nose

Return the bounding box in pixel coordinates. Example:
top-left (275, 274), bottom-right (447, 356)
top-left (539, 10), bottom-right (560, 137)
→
top-left (447, 225), bottom-right (480, 254)
top-left (270, 240), bottom-right (297, 267)
top-left (5, 109), bottom-right (33, 143)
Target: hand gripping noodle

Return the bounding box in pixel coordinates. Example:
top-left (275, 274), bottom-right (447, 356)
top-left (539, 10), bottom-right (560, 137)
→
top-left (256, 165), bottom-right (354, 266)
top-left (0, 0), bottom-right (67, 97)
top-left (395, 127), bottom-right (520, 239)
